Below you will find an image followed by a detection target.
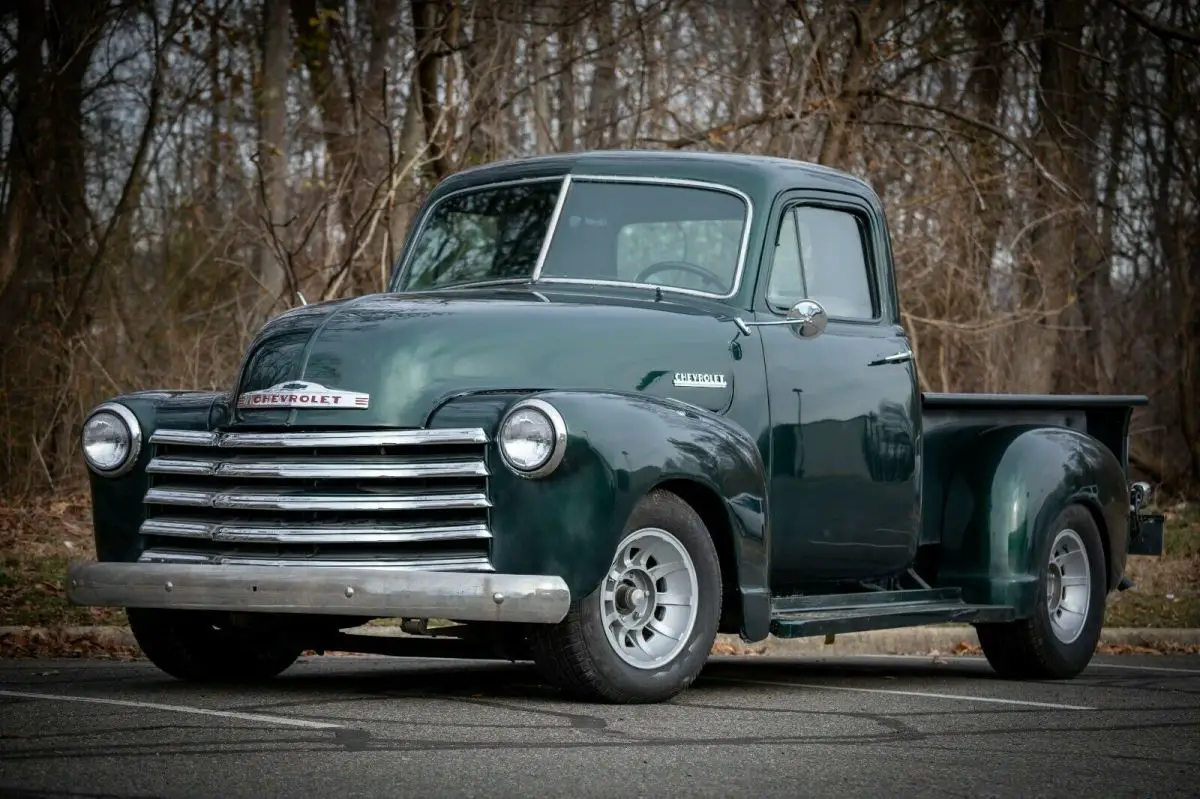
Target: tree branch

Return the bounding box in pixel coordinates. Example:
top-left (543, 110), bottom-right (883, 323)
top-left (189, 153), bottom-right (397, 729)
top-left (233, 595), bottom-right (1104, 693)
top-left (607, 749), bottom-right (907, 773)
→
top-left (861, 89), bottom-right (1073, 196)
top-left (1105, 0), bottom-right (1200, 47)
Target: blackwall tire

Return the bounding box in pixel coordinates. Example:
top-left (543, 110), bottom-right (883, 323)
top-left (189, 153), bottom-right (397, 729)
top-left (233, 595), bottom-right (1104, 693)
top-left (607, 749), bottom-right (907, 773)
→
top-left (127, 608), bottom-right (303, 683)
top-left (529, 488), bottom-right (722, 704)
top-left (975, 503), bottom-right (1107, 680)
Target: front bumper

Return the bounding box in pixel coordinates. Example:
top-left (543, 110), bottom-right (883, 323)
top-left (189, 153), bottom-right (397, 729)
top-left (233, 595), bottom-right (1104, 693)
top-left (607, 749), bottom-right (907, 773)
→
top-left (65, 561), bottom-right (572, 624)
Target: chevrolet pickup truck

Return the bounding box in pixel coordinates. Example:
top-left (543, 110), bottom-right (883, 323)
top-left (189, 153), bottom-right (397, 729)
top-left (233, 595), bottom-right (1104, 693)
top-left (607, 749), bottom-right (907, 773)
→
top-left (66, 150), bottom-right (1166, 703)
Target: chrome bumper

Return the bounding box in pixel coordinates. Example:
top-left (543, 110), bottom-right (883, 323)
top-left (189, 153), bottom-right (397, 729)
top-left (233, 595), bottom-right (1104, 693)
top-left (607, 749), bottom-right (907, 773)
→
top-left (65, 561), bottom-right (572, 624)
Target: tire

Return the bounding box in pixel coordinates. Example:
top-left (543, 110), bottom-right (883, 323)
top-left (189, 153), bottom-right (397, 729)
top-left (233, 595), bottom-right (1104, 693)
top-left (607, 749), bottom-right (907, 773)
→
top-left (127, 607), bottom-right (303, 683)
top-left (975, 503), bottom-right (1107, 680)
top-left (529, 488), bottom-right (722, 704)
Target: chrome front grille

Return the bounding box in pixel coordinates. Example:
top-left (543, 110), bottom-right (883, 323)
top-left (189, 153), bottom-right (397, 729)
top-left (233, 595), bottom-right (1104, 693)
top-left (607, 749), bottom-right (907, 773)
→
top-left (139, 428), bottom-right (493, 572)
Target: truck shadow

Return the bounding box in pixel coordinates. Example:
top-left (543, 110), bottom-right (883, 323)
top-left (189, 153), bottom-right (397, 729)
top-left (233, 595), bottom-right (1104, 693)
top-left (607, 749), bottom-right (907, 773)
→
top-left (138, 652), bottom-right (1003, 706)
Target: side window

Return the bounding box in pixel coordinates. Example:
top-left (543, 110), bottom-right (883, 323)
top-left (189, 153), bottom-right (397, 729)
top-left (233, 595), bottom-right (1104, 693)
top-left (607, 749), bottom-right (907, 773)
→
top-left (766, 211), bottom-right (805, 307)
top-left (766, 205), bottom-right (876, 320)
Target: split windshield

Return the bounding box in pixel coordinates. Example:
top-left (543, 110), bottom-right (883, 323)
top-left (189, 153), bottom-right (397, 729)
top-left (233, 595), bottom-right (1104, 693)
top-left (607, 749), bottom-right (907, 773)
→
top-left (396, 178), bottom-right (748, 296)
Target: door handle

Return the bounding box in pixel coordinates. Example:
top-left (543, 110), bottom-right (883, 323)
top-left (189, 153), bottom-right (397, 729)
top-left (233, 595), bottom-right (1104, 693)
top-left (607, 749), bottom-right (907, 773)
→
top-left (868, 349), bottom-right (914, 366)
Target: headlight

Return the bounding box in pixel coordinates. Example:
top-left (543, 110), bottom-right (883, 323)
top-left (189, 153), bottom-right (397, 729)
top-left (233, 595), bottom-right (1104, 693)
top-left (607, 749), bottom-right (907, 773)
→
top-left (81, 403), bottom-right (142, 477)
top-left (497, 398), bottom-right (566, 478)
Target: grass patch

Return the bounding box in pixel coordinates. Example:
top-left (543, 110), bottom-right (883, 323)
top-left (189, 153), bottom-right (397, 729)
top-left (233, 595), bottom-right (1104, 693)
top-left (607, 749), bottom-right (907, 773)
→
top-left (1104, 502), bottom-right (1200, 628)
top-left (0, 554), bottom-right (126, 627)
top-left (0, 494), bottom-right (127, 628)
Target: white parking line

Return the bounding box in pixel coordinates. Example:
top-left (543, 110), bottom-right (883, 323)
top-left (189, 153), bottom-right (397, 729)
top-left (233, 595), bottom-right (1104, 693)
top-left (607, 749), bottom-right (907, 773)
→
top-left (1084, 661), bottom-right (1200, 675)
top-left (0, 689), bottom-right (341, 729)
top-left (704, 677), bottom-right (1095, 710)
top-left (840, 653), bottom-right (1200, 676)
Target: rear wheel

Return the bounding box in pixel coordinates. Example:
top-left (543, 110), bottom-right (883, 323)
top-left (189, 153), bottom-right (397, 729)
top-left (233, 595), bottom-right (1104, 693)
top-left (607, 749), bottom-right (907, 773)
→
top-left (975, 503), bottom-right (1107, 680)
top-left (127, 608), bottom-right (303, 683)
top-left (529, 489), bottom-right (722, 703)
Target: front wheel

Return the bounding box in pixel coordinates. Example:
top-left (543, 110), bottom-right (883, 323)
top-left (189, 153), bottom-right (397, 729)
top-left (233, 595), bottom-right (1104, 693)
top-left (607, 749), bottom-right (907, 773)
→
top-left (127, 608), bottom-right (304, 683)
top-left (975, 503), bottom-right (1108, 680)
top-left (529, 489), bottom-right (722, 703)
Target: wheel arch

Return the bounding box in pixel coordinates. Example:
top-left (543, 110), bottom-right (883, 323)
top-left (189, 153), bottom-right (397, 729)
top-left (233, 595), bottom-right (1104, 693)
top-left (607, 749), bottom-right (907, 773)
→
top-left (428, 389), bottom-right (772, 641)
top-left (653, 477), bottom-right (742, 636)
top-left (1074, 495), bottom-right (1114, 597)
top-left (935, 424), bottom-right (1129, 617)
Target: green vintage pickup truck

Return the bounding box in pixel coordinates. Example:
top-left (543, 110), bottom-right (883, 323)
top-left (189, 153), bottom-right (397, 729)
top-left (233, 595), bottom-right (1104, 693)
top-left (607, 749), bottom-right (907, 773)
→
top-left (67, 150), bottom-right (1165, 703)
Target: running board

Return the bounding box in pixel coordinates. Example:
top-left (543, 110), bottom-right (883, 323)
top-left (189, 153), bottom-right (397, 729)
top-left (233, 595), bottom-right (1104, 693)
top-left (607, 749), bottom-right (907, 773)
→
top-left (769, 587), bottom-right (1016, 639)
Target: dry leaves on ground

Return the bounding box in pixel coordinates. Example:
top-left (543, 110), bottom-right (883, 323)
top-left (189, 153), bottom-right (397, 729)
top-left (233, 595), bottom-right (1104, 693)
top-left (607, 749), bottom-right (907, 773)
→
top-left (0, 628), bottom-right (141, 660)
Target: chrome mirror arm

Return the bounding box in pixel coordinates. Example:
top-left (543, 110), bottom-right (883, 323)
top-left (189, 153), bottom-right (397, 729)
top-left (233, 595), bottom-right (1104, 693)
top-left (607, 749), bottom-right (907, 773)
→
top-left (730, 299), bottom-right (828, 340)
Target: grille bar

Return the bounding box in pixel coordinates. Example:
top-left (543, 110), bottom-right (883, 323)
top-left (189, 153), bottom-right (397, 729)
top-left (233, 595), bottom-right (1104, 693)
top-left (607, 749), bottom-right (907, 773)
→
top-left (141, 427), bottom-right (494, 573)
top-left (144, 485), bottom-right (492, 512)
top-left (137, 548), bottom-right (494, 572)
top-left (149, 428), bottom-right (488, 448)
top-left (140, 518), bottom-right (493, 545)
top-left (147, 456), bottom-right (489, 480)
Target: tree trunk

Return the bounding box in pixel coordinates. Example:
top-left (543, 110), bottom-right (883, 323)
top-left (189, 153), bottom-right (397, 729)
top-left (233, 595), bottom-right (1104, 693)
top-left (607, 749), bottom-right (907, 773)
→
top-left (0, 0), bottom-right (48, 304)
top-left (584, 3), bottom-right (618, 149)
top-left (411, 0), bottom-right (453, 179)
top-left (254, 0), bottom-right (290, 314)
top-left (1015, 0), bottom-right (1086, 395)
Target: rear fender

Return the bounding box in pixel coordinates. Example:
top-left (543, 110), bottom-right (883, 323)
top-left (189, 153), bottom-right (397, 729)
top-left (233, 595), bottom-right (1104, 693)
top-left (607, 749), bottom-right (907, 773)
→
top-left (427, 390), bottom-right (772, 640)
top-left (936, 425), bottom-right (1128, 616)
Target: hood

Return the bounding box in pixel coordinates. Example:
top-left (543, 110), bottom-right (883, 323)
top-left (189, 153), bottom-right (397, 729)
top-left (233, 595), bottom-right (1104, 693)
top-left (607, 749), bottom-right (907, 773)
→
top-left (228, 286), bottom-right (744, 429)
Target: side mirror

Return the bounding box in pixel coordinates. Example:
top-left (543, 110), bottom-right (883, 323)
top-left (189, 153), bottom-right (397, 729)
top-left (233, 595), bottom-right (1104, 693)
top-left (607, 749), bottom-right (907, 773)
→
top-left (785, 299), bottom-right (828, 339)
top-left (731, 298), bottom-right (828, 340)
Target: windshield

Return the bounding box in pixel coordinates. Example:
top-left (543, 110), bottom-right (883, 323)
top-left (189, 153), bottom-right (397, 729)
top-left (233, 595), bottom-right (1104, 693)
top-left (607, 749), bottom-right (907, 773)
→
top-left (396, 177), bottom-right (748, 297)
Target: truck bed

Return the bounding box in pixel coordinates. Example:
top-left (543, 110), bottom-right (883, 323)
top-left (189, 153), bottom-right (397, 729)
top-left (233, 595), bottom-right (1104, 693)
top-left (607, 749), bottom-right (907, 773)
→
top-left (922, 392), bottom-right (1148, 466)
top-left (918, 392), bottom-right (1148, 547)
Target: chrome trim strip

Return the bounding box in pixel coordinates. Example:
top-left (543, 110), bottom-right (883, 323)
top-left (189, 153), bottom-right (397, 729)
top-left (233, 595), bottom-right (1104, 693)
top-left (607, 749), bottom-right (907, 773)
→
top-left (149, 428), bottom-right (489, 448)
top-left (146, 457), bottom-right (220, 476)
top-left (532, 173), bottom-right (754, 300)
top-left (66, 561), bottom-right (573, 624)
top-left (530, 175), bottom-right (573, 281)
top-left (136, 549), bottom-right (495, 572)
top-left (144, 486), bottom-right (492, 512)
top-left (140, 519), bottom-right (215, 539)
top-left (139, 518), bottom-right (493, 545)
top-left (146, 456), bottom-right (488, 480)
top-left (391, 175), bottom-right (567, 292)
top-left (83, 402), bottom-right (144, 478)
top-left (149, 430), bottom-right (218, 446)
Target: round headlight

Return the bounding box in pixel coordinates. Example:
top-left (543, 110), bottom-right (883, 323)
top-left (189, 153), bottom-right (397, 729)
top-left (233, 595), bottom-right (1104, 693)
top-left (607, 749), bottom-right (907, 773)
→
top-left (498, 398), bottom-right (566, 478)
top-left (81, 403), bottom-right (142, 477)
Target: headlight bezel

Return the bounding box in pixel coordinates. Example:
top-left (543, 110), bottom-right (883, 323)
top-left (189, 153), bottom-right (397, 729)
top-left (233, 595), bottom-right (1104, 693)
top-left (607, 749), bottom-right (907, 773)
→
top-left (81, 402), bottom-right (143, 478)
top-left (497, 397), bottom-right (567, 479)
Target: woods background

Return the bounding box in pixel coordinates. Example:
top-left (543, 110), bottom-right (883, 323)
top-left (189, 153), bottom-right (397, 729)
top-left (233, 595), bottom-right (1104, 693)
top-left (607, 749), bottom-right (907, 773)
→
top-left (0, 0), bottom-right (1197, 501)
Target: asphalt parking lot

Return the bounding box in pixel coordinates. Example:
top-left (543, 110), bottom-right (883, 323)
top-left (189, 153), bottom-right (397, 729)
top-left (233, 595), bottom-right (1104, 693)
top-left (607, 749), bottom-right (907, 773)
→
top-left (1, 652), bottom-right (1197, 798)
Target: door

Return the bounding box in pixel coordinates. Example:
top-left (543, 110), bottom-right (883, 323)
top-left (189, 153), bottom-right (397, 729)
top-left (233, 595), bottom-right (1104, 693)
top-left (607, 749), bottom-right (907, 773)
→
top-left (756, 193), bottom-right (921, 592)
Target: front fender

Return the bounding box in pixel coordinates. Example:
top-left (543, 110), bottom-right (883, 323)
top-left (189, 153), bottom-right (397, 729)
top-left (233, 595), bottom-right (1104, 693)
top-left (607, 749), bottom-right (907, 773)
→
top-left (937, 425), bottom-right (1129, 616)
top-left (84, 390), bottom-right (227, 563)
top-left (427, 390), bottom-right (771, 639)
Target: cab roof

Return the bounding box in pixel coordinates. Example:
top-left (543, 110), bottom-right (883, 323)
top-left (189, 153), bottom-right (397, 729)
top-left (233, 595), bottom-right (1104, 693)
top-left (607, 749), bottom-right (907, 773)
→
top-left (429, 149), bottom-right (880, 208)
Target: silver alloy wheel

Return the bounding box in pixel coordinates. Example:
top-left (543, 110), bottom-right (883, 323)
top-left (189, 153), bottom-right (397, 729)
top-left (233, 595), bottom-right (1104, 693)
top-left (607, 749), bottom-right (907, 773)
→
top-left (599, 527), bottom-right (700, 670)
top-left (1046, 528), bottom-right (1091, 644)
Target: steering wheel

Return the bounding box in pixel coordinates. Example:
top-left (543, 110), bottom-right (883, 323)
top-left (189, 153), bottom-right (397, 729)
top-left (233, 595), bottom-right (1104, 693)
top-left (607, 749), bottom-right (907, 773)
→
top-left (634, 260), bottom-right (728, 293)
